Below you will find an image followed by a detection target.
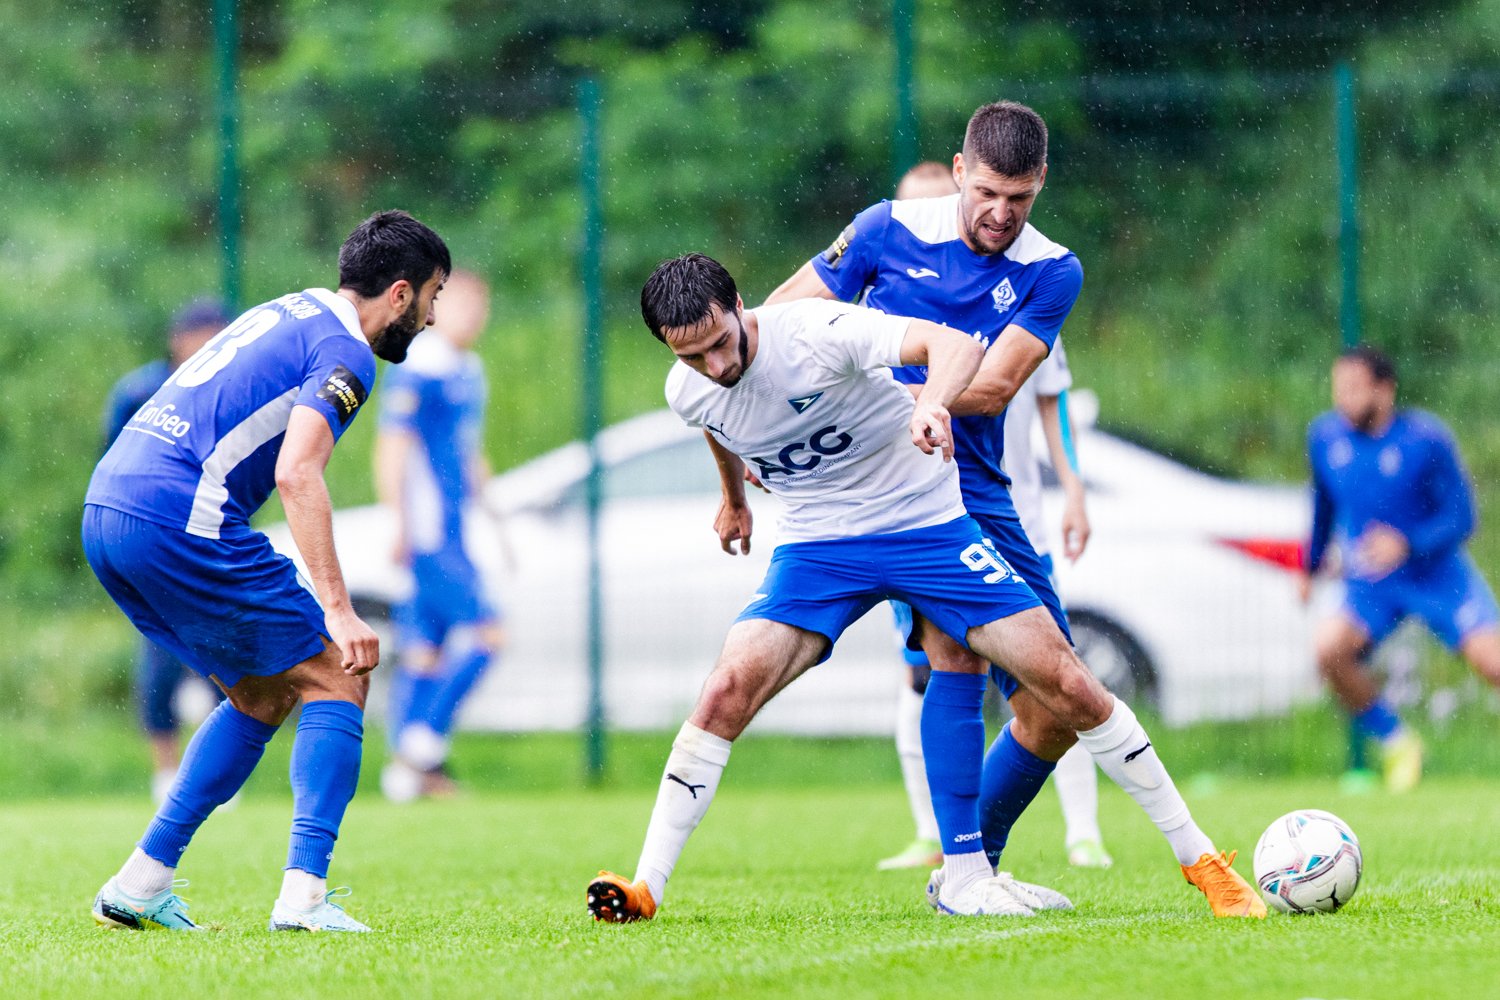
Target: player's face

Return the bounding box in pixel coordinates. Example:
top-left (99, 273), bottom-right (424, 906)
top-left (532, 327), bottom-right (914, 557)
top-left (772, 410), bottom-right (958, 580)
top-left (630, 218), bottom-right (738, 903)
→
top-left (1332, 359), bottom-right (1395, 431)
top-left (372, 271), bottom-right (445, 363)
top-left (665, 303), bottom-right (750, 387)
top-left (955, 157), bottom-right (1046, 256)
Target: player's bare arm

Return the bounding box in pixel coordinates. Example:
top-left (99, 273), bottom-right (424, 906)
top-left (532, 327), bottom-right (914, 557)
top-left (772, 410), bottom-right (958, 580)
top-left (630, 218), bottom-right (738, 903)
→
top-left (897, 319), bottom-right (985, 460)
top-left (1037, 391), bottom-right (1090, 560)
top-left (278, 404), bottom-right (379, 675)
top-left (372, 424), bottom-right (417, 566)
top-left (761, 260), bottom-right (838, 306)
top-left (705, 430), bottom-right (755, 555)
top-left (945, 323), bottom-right (1048, 417)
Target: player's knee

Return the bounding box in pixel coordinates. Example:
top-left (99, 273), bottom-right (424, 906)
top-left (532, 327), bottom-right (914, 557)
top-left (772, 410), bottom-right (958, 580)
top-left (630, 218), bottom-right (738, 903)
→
top-left (1054, 655), bottom-right (1110, 729)
top-left (694, 666), bottom-right (759, 735)
top-left (228, 683), bottom-right (299, 727)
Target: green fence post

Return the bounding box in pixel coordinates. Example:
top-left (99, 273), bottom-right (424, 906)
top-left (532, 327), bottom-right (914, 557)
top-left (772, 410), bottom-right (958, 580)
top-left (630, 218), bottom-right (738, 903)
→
top-left (213, 0), bottom-right (241, 310)
top-left (578, 76), bottom-right (607, 784)
top-left (891, 0), bottom-right (917, 187)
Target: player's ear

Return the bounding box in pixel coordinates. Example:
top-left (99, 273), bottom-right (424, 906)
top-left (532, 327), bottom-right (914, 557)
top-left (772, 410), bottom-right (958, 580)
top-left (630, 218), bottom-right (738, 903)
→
top-left (388, 278), bottom-right (414, 312)
top-left (1036, 163), bottom-right (1048, 191)
top-left (952, 153), bottom-right (965, 185)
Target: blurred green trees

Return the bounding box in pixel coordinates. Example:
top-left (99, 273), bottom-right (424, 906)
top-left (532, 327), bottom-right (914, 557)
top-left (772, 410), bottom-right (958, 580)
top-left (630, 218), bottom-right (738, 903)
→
top-left (4, 0), bottom-right (1499, 614)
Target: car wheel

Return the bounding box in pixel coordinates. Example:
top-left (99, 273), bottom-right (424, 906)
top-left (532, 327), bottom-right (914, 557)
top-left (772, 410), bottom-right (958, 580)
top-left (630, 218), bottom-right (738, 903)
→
top-left (1067, 609), bottom-right (1159, 712)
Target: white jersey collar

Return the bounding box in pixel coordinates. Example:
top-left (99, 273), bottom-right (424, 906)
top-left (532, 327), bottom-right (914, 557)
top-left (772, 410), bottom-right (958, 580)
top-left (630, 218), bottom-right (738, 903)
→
top-left (303, 288), bottom-right (367, 344)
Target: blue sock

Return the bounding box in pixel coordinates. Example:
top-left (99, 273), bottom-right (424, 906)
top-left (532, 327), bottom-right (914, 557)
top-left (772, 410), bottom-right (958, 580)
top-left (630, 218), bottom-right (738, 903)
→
top-left (978, 720), bottom-right (1057, 867)
top-left (920, 671), bottom-right (988, 856)
top-left (140, 702), bottom-right (277, 866)
top-left (1354, 698), bottom-right (1402, 742)
top-left (287, 700), bottom-right (364, 877)
top-left (419, 644), bottom-right (495, 736)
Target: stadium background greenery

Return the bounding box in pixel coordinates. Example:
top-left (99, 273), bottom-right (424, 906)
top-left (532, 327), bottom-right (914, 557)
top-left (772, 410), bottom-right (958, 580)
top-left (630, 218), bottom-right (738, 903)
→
top-left (5, 0), bottom-right (1500, 762)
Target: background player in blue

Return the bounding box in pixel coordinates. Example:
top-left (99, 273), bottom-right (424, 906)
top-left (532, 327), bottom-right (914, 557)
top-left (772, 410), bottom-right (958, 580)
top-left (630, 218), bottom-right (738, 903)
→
top-left (1299, 345), bottom-right (1500, 792)
top-left (101, 298), bottom-right (230, 805)
top-left (84, 209), bottom-right (451, 932)
top-left (759, 101), bottom-right (1261, 914)
top-left (374, 268), bottom-right (506, 802)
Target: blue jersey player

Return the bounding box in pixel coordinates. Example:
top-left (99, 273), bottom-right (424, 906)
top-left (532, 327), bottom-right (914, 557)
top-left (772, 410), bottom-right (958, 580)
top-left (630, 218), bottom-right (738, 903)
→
top-left (758, 101), bottom-right (1261, 915)
top-left (374, 269), bottom-right (505, 801)
top-left (84, 210), bottom-right (451, 932)
top-left (101, 299), bottom-right (229, 805)
top-left (1301, 345), bottom-right (1500, 792)
top-left (587, 253), bottom-right (1249, 923)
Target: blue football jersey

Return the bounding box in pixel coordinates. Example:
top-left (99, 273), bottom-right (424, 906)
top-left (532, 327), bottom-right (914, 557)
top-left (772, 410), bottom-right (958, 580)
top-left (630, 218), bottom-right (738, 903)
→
top-left (1307, 408), bottom-right (1476, 580)
top-left (811, 194), bottom-right (1083, 517)
top-left (377, 335), bottom-right (487, 554)
top-left (86, 288), bottom-right (378, 539)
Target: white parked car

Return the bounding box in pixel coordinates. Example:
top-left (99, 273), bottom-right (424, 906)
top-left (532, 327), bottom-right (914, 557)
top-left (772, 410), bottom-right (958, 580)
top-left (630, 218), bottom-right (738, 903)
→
top-left (266, 403), bottom-right (1322, 734)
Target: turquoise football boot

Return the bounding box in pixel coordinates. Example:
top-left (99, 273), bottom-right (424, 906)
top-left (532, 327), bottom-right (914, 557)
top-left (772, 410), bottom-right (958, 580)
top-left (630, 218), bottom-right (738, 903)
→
top-left (268, 887), bottom-right (372, 932)
top-left (93, 877), bottom-right (202, 931)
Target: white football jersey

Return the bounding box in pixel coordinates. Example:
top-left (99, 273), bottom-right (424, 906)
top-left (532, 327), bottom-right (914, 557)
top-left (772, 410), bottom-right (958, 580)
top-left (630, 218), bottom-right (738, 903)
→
top-left (666, 298), bottom-right (966, 544)
top-left (1001, 337), bottom-right (1073, 556)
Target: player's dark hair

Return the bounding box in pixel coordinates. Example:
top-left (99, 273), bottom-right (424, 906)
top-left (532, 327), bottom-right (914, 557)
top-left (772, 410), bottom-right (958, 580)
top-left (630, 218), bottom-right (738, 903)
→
top-left (640, 253), bottom-right (739, 343)
top-left (338, 210), bottom-right (451, 299)
top-left (1339, 344), bottom-right (1398, 384)
top-left (963, 101), bottom-right (1048, 178)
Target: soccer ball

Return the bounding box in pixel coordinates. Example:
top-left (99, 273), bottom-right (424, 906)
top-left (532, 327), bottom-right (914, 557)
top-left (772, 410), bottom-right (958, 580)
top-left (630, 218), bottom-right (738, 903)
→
top-left (1252, 809), bottom-right (1362, 914)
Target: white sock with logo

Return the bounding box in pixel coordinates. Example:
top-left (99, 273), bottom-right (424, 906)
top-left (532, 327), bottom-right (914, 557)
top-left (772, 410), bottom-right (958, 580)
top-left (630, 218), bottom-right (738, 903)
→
top-left (940, 849), bottom-right (994, 901)
top-left (634, 722), bottom-right (733, 906)
top-left (1053, 743), bottom-right (1102, 848)
top-left (894, 685), bottom-right (941, 842)
top-left (116, 847), bottom-right (174, 899)
top-left (1076, 697), bottom-right (1213, 866)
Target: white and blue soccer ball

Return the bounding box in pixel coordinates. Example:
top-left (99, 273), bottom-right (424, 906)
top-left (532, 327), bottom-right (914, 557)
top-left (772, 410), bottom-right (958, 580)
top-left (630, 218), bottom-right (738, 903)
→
top-left (1252, 809), bottom-right (1363, 914)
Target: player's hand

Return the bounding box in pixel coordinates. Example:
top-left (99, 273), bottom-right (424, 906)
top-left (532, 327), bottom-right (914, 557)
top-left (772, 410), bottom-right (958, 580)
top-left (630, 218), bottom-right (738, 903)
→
top-left (1355, 523), bottom-right (1408, 580)
top-left (910, 401), bottom-right (955, 460)
top-left (326, 607), bottom-right (380, 675)
top-left (715, 498), bottom-right (755, 556)
top-left (1061, 493), bottom-right (1091, 561)
top-left (743, 467), bottom-right (769, 493)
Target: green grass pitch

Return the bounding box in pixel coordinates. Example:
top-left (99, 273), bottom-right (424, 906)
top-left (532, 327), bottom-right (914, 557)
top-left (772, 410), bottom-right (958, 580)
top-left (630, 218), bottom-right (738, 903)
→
top-left (3, 737), bottom-right (1498, 998)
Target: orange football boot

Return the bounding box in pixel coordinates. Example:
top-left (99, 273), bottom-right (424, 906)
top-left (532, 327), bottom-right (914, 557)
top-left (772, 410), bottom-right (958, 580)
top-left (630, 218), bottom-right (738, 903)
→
top-left (587, 871), bottom-right (657, 923)
top-left (1181, 850), bottom-right (1268, 918)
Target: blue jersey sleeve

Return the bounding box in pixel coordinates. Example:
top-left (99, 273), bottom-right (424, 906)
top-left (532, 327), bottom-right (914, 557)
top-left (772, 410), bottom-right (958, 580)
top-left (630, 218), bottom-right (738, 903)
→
top-left (1306, 431), bottom-right (1334, 573)
top-left (1008, 255), bottom-right (1083, 351)
top-left (1405, 423), bottom-right (1475, 559)
top-left (810, 201), bottom-right (892, 302)
top-left (377, 365), bottom-right (424, 432)
top-left (295, 335), bottom-right (377, 442)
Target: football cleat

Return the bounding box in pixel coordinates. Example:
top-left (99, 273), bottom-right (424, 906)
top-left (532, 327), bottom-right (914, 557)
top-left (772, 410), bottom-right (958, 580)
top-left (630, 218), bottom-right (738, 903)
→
top-left (1181, 850), bottom-right (1267, 918)
top-left (587, 870), bottom-right (657, 923)
top-left (925, 867), bottom-right (1072, 911)
top-left (93, 877), bottom-right (202, 931)
top-left (268, 887), bottom-right (372, 932)
top-left (1380, 731), bottom-right (1423, 794)
top-left (876, 837), bottom-right (944, 871)
top-left (1067, 838), bottom-right (1114, 869)
top-left (933, 873), bottom-right (1036, 917)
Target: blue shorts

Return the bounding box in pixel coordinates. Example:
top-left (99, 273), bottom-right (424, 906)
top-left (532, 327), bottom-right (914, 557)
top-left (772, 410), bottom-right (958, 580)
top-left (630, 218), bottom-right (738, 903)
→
top-left (736, 516), bottom-right (1042, 664)
top-left (890, 510), bottom-right (1072, 699)
top-left (395, 544), bottom-right (499, 650)
top-left (83, 504), bottom-right (328, 690)
top-left (1344, 553), bottom-right (1500, 650)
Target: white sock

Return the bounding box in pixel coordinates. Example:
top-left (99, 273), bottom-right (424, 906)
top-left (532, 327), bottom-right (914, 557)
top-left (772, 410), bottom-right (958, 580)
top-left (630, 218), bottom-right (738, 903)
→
top-left (279, 868), bottom-right (327, 911)
top-left (894, 685), bottom-right (940, 842)
top-left (116, 847), bottom-right (174, 899)
top-left (1053, 743), bottom-right (1101, 847)
top-left (940, 850), bottom-right (994, 900)
top-left (633, 722), bottom-right (733, 906)
top-left (1076, 697), bottom-right (1214, 866)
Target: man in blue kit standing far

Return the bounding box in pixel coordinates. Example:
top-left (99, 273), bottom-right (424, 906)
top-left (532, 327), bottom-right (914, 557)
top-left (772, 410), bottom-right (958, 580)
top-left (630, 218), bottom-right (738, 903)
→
top-left (1300, 345), bottom-right (1500, 792)
top-left (84, 209), bottom-right (450, 932)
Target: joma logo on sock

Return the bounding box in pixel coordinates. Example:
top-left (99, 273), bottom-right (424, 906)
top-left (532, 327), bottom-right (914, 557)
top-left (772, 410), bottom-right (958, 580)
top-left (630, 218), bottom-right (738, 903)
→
top-left (953, 831), bottom-right (983, 843)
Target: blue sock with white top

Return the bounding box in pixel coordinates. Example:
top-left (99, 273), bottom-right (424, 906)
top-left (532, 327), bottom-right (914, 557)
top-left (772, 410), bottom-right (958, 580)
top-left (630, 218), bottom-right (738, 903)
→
top-left (920, 671), bottom-right (990, 888)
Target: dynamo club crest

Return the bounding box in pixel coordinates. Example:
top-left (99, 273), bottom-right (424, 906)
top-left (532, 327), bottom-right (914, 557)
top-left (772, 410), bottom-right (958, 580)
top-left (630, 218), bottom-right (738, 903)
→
top-left (992, 277), bottom-right (1017, 314)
